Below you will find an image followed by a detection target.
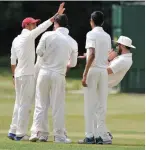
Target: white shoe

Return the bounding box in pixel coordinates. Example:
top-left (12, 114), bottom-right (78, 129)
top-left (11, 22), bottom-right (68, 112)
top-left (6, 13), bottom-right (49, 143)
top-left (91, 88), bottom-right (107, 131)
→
top-left (39, 136), bottom-right (48, 142)
top-left (29, 134), bottom-right (39, 142)
top-left (65, 137), bottom-right (72, 143)
top-left (54, 136), bottom-right (72, 143)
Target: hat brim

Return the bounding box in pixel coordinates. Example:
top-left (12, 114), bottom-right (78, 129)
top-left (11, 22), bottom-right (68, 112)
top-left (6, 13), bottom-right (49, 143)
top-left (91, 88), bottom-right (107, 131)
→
top-left (112, 40), bottom-right (136, 49)
top-left (31, 19), bottom-right (41, 24)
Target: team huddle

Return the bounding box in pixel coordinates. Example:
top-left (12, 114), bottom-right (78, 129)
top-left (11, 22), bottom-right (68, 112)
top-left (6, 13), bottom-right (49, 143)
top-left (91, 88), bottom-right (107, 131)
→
top-left (8, 3), bottom-right (135, 144)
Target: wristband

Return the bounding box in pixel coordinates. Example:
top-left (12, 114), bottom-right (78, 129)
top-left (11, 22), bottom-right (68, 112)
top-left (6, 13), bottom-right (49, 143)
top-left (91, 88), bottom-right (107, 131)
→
top-left (54, 13), bottom-right (59, 18)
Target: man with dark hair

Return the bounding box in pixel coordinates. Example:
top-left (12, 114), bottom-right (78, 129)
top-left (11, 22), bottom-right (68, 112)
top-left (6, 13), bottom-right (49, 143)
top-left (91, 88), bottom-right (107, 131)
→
top-left (79, 11), bottom-right (112, 144)
top-left (78, 35), bottom-right (135, 88)
top-left (29, 14), bottom-right (78, 143)
top-left (8, 3), bottom-right (65, 141)
top-left (91, 11), bottom-right (104, 26)
top-left (78, 35), bottom-right (135, 144)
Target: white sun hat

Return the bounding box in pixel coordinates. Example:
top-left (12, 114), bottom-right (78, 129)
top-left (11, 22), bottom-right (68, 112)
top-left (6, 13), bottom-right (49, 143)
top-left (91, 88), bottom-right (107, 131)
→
top-left (114, 36), bottom-right (136, 49)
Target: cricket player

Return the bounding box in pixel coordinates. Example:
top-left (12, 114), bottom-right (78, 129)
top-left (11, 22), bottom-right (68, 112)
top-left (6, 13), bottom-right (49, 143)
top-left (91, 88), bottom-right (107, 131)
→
top-left (78, 36), bottom-right (135, 87)
top-left (78, 11), bottom-right (112, 144)
top-left (8, 3), bottom-right (65, 141)
top-left (78, 35), bottom-right (135, 144)
top-left (29, 14), bottom-right (78, 143)
top-left (107, 36), bottom-right (135, 87)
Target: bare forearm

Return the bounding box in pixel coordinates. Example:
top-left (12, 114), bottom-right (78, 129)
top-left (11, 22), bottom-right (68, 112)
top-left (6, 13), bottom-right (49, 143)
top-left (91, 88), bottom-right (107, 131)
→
top-left (83, 54), bottom-right (94, 76)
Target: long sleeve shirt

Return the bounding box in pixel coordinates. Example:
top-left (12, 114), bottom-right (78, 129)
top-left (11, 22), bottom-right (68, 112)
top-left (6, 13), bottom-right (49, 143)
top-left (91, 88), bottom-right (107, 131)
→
top-left (10, 19), bottom-right (52, 77)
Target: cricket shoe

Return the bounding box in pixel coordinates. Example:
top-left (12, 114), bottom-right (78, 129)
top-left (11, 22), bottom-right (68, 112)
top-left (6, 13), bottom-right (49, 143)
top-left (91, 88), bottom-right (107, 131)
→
top-left (54, 136), bottom-right (72, 143)
top-left (14, 135), bottom-right (29, 141)
top-left (29, 134), bottom-right (39, 142)
top-left (95, 136), bottom-right (112, 144)
top-left (107, 132), bottom-right (113, 139)
top-left (39, 136), bottom-right (48, 142)
top-left (8, 133), bottom-right (16, 140)
top-left (78, 137), bottom-right (95, 144)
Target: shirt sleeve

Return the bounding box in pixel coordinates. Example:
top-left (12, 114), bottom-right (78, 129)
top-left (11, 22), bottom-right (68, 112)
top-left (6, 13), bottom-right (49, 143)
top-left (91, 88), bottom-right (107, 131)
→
top-left (36, 32), bottom-right (48, 57)
top-left (85, 32), bottom-right (96, 49)
top-left (30, 19), bottom-right (52, 39)
top-left (35, 55), bottom-right (41, 65)
top-left (108, 38), bottom-right (112, 51)
top-left (109, 58), bottom-right (126, 74)
top-left (10, 42), bottom-right (17, 65)
top-left (68, 41), bottom-right (78, 67)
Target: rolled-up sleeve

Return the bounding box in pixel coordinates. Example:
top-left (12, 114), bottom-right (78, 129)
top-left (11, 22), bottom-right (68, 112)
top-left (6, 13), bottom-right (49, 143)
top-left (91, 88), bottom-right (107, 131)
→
top-left (68, 42), bottom-right (78, 67)
top-left (85, 32), bottom-right (96, 49)
top-left (10, 43), bottom-right (17, 65)
top-left (30, 19), bottom-right (52, 39)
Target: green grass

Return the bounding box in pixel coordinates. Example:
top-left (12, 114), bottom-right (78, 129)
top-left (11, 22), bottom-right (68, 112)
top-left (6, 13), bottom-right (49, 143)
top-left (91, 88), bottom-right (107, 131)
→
top-left (0, 67), bottom-right (145, 150)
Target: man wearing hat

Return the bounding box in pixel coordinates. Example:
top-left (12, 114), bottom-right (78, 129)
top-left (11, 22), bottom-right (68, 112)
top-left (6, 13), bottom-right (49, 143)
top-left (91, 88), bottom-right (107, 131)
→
top-left (79, 11), bottom-right (112, 144)
top-left (107, 36), bottom-right (135, 87)
top-left (8, 3), bottom-right (65, 141)
top-left (78, 35), bottom-right (135, 144)
top-left (93, 36), bottom-right (135, 142)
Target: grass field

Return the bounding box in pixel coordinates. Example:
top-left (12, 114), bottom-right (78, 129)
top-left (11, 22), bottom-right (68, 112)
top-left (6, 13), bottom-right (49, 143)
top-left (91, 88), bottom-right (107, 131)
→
top-left (0, 66), bottom-right (145, 150)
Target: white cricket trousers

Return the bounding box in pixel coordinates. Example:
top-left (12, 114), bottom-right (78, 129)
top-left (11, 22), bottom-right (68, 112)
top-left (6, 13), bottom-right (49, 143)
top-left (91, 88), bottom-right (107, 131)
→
top-left (9, 75), bottom-right (35, 137)
top-left (31, 69), bottom-right (66, 138)
top-left (84, 67), bottom-right (111, 140)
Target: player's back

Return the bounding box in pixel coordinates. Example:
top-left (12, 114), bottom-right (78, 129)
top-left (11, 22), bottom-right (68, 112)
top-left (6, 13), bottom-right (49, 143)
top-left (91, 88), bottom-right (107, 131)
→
top-left (86, 28), bottom-right (111, 69)
top-left (41, 30), bottom-right (77, 75)
top-left (12, 30), bottom-right (35, 77)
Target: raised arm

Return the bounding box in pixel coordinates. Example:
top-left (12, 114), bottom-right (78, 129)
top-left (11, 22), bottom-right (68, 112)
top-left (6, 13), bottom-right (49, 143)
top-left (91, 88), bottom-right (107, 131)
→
top-left (30, 2), bottom-right (65, 39)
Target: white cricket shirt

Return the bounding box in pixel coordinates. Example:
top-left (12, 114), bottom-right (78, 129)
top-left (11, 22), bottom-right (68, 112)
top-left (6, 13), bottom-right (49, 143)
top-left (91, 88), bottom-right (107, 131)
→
top-left (10, 19), bottom-right (52, 77)
top-left (86, 27), bottom-right (111, 69)
top-left (108, 53), bottom-right (133, 88)
top-left (36, 27), bottom-right (78, 75)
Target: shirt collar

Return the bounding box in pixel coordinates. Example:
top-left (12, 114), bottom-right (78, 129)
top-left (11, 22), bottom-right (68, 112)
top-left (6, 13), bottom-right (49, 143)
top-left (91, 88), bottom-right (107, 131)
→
top-left (56, 27), bottom-right (69, 35)
top-left (92, 26), bottom-right (104, 32)
top-left (120, 53), bottom-right (132, 57)
top-left (21, 29), bottom-right (30, 34)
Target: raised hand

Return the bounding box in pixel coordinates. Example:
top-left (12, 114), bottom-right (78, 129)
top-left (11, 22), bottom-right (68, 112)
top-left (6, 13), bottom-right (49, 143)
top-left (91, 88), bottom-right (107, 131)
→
top-left (57, 2), bottom-right (65, 15)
